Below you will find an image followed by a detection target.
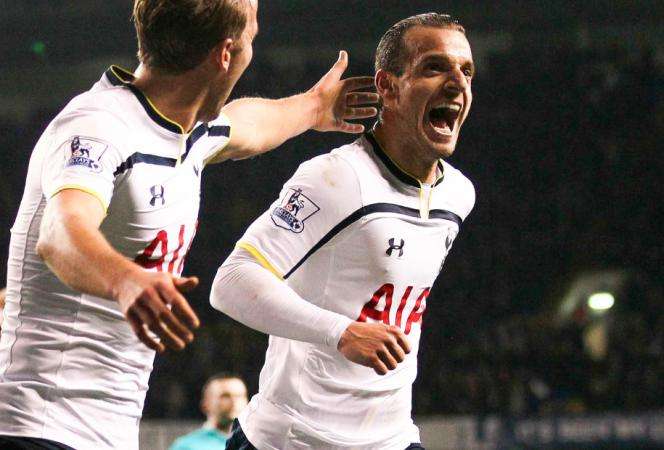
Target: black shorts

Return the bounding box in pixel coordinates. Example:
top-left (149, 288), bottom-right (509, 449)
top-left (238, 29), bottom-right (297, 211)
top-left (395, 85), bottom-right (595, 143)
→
top-left (224, 419), bottom-right (425, 450)
top-left (0, 435), bottom-right (76, 450)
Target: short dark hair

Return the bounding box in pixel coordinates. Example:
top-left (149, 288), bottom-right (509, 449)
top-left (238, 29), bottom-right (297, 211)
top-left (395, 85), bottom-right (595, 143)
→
top-left (133, 0), bottom-right (248, 74)
top-left (375, 13), bottom-right (465, 76)
top-left (201, 372), bottom-right (244, 397)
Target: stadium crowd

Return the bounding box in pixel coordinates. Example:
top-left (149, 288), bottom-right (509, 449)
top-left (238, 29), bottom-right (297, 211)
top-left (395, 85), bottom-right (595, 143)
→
top-left (1, 42), bottom-right (661, 420)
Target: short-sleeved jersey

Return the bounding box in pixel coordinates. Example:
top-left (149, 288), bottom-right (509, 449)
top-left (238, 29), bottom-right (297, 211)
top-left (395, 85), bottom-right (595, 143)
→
top-left (234, 133), bottom-right (475, 449)
top-left (0, 66), bottom-right (231, 450)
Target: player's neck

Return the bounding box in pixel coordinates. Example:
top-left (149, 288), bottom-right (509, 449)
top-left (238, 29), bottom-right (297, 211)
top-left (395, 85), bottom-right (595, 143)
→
top-left (133, 64), bottom-right (212, 133)
top-left (373, 122), bottom-right (439, 185)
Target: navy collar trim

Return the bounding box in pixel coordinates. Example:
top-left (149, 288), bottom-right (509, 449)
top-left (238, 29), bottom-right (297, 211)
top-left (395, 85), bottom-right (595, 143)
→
top-left (364, 131), bottom-right (444, 188)
top-left (104, 65), bottom-right (184, 135)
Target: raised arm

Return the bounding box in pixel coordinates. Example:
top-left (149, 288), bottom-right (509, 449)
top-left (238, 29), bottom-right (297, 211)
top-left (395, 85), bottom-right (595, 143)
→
top-left (207, 51), bottom-right (379, 163)
top-left (37, 189), bottom-right (200, 353)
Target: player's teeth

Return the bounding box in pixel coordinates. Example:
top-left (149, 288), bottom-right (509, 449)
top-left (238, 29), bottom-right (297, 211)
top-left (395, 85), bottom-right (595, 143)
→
top-left (435, 103), bottom-right (460, 112)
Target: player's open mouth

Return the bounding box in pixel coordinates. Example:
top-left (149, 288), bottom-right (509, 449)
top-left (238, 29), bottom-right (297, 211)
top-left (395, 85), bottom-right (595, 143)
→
top-left (427, 102), bottom-right (461, 136)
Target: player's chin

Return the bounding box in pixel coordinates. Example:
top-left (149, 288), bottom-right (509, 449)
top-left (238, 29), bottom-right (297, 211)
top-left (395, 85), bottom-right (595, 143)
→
top-left (422, 130), bottom-right (457, 158)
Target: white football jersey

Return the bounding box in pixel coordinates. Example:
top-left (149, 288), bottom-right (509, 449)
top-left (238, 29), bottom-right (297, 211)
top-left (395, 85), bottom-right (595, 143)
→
top-left (234, 133), bottom-right (475, 449)
top-left (0, 66), bottom-right (231, 450)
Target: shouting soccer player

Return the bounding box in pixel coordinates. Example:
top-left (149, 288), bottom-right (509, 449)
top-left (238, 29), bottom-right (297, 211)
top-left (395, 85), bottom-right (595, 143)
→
top-left (211, 13), bottom-right (476, 450)
top-left (0, 1), bottom-right (378, 449)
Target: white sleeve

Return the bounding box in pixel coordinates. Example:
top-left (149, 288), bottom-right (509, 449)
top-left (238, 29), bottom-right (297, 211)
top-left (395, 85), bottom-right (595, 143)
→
top-left (210, 152), bottom-right (361, 346)
top-left (41, 110), bottom-right (129, 210)
top-left (200, 112), bottom-right (232, 165)
top-left (210, 248), bottom-right (353, 347)
top-left (234, 153), bottom-right (361, 277)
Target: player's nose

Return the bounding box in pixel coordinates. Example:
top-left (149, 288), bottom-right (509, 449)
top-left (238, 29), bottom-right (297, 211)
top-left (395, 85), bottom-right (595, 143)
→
top-left (443, 66), bottom-right (468, 93)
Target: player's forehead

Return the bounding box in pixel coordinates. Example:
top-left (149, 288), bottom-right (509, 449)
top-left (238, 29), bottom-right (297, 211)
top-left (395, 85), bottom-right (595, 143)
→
top-left (403, 26), bottom-right (472, 68)
top-left (208, 378), bottom-right (246, 395)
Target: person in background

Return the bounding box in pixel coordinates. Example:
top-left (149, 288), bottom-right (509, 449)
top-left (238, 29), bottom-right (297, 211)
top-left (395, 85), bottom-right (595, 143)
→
top-left (169, 374), bottom-right (248, 450)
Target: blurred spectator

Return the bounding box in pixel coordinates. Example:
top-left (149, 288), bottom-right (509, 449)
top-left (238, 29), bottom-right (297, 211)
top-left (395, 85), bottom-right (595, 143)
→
top-left (169, 374), bottom-right (248, 450)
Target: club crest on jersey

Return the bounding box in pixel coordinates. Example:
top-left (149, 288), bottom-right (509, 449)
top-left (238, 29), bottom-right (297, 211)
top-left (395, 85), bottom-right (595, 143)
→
top-left (271, 188), bottom-right (319, 233)
top-left (65, 136), bottom-right (105, 173)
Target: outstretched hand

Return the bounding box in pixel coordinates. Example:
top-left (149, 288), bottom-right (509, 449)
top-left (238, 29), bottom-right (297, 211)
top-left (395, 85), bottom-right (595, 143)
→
top-left (309, 50), bottom-right (379, 134)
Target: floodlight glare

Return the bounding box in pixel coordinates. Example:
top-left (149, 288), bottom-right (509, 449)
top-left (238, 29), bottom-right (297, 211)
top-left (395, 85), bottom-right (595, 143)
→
top-left (588, 292), bottom-right (614, 311)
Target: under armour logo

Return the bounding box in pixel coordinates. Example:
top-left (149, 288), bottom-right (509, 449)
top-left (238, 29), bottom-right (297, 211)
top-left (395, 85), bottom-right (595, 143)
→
top-left (386, 238), bottom-right (405, 257)
top-left (150, 185), bottom-right (165, 206)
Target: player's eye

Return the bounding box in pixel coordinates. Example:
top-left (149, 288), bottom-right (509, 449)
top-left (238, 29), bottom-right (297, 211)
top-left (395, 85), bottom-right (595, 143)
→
top-left (424, 63), bottom-right (443, 74)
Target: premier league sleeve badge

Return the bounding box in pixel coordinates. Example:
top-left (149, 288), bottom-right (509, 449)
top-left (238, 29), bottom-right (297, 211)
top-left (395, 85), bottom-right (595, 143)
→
top-left (271, 188), bottom-right (320, 233)
top-left (65, 136), bottom-right (107, 173)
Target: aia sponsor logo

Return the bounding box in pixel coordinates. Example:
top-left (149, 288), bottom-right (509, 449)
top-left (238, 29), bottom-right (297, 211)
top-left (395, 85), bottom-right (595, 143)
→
top-left (358, 283), bottom-right (430, 334)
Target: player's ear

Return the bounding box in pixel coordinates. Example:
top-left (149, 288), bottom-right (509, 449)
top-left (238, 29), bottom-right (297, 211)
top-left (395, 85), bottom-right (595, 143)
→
top-left (375, 69), bottom-right (397, 102)
top-left (200, 398), bottom-right (209, 415)
top-left (213, 38), bottom-right (235, 72)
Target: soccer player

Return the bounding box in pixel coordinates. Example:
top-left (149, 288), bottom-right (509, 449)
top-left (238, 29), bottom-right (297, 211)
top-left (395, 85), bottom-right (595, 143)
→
top-left (210, 13), bottom-right (476, 449)
top-left (169, 374), bottom-right (248, 450)
top-left (0, 1), bottom-right (378, 449)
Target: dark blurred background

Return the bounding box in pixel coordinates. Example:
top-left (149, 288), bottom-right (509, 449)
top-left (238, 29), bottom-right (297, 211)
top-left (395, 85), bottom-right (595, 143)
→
top-left (1, 1), bottom-right (663, 448)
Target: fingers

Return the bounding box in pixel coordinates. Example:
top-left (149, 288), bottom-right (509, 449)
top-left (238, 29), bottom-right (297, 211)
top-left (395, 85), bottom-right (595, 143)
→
top-left (124, 278), bottom-right (200, 353)
top-left (337, 121), bottom-right (366, 134)
top-left (338, 322), bottom-right (411, 375)
top-left (158, 306), bottom-right (194, 344)
top-left (325, 50), bottom-right (349, 81)
top-left (385, 335), bottom-right (406, 363)
top-left (389, 326), bottom-right (411, 354)
top-left (346, 92), bottom-right (380, 106)
top-left (173, 276), bottom-right (199, 293)
top-left (168, 290), bottom-right (200, 329)
top-left (337, 105), bottom-right (378, 134)
top-left (126, 309), bottom-right (165, 353)
top-left (152, 320), bottom-right (187, 351)
top-left (344, 106), bottom-right (378, 121)
top-left (128, 295), bottom-right (189, 352)
top-left (343, 76), bottom-right (376, 92)
top-left (377, 347), bottom-right (399, 371)
top-left (372, 356), bottom-right (389, 376)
